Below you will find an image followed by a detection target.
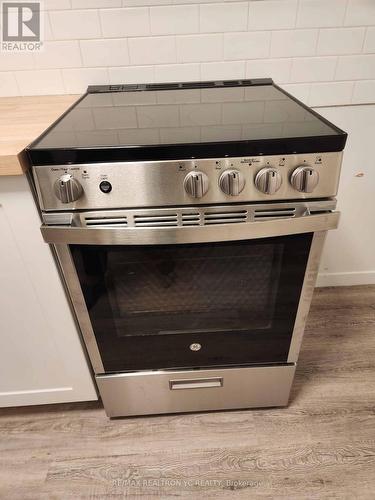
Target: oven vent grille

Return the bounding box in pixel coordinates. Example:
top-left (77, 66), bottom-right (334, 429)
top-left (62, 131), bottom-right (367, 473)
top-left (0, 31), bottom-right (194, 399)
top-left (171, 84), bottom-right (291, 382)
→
top-left (133, 214), bottom-right (178, 227)
top-left (253, 207), bottom-right (296, 220)
top-left (76, 202), bottom-right (325, 230)
top-left (203, 210), bottom-right (248, 225)
top-left (181, 212), bottom-right (200, 226)
top-left (146, 83), bottom-right (180, 91)
top-left (182, 81), bottom-right (217, 89)
top-left (84, 215), bottom-right (128, 227)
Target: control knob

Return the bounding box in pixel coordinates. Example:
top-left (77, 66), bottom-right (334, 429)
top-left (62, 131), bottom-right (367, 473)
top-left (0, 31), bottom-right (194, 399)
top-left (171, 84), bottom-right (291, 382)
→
top-left (219, 169), bottom-right (245, 196)
top-left (291, 166), bottom-right (319, 193)
top-left (54, 173), bottom-right (83, 204)
top-left (184, 171), bottom-right (209, 198)
top-left (255, 167), bottom-right (282, 195)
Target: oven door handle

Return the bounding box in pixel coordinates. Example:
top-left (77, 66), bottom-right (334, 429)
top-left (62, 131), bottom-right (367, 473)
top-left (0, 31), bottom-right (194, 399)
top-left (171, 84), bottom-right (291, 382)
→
top-left (41, 211), bottom-right (340, 245)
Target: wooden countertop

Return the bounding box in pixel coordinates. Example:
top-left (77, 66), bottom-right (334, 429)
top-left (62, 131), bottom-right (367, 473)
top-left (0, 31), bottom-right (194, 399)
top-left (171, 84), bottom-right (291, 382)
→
top-left (0, 94), bottom-right (79, 176)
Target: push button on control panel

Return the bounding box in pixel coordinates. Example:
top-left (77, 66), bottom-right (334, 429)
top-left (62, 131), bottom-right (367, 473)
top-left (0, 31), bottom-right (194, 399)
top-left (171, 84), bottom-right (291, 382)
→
top-left (99, 180), bottom-right (112, 193)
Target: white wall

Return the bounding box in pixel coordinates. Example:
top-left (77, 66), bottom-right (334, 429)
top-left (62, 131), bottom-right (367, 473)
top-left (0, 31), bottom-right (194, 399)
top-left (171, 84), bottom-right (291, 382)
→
top-left (0, 0), bottom-right (374, 107)
top-left (317, 104), bottom-right (375, 286)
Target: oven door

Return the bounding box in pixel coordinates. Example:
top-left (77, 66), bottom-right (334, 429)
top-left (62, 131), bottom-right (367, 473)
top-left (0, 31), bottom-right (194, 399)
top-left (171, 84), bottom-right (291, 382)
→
top-left (44, 212), bottom-right (338, 374)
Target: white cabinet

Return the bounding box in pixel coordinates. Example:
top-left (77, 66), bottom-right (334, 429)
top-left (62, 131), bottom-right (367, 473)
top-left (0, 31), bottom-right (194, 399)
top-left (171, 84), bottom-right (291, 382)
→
top-left (0, 175), bottom-right (97, 407)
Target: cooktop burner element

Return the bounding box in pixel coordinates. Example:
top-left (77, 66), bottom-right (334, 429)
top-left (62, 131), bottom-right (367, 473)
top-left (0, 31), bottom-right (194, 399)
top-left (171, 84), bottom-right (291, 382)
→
top-left (27, 79), bottom-right (346, 166)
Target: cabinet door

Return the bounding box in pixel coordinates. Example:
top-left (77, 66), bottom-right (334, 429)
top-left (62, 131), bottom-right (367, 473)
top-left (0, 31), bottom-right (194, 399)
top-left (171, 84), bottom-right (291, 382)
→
top-left (0, 175), bottom-right (97, 407)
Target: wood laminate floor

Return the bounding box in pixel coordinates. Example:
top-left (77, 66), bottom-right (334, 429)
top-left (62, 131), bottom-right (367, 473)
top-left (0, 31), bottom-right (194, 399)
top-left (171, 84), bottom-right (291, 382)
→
top-left (0, 285), bottom-right (374, 499)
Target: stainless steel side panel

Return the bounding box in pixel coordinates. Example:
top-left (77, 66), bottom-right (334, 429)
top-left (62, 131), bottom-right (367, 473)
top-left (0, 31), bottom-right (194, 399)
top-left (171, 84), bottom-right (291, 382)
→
top-left (96, 364), bottom-right (296, 417)
top-left (42, 211), bottom-right (340, 245)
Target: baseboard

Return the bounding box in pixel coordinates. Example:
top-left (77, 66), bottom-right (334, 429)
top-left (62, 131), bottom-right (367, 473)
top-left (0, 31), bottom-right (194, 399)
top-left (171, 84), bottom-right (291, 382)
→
top-left (316, 271), bottom-right (375, 287)
top-left (0, 387), bottom-right (97, 407)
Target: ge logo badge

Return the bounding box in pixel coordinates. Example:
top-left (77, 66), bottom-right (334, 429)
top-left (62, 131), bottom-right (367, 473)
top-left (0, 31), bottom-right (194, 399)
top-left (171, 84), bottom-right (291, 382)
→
top-left (189, 343), bottom-right (202, 352)
top-left (1, 1), bottom-right (43, 52)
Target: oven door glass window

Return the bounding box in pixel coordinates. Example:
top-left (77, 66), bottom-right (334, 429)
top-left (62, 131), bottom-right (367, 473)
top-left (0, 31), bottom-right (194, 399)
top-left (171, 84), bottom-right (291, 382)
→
top-left (70, 233), bottom-right (312, 372)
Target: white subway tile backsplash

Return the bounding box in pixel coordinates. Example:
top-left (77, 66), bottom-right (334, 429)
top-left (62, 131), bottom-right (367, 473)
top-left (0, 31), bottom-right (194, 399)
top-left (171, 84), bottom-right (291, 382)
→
top-left (336, 54), bottom-right (375, 80)
top-left (72, 0), bottom-right (121, 8)
top-left (150, 5), bottom-right (199, 35)
top-left (0, 0), bottom-right (373, 108)
top-left (245, 59), bottom-right (292, 84)
top-left (317, 28), bottom-right (365, 56)
top-left (62, 68), bottom-right (109, 93)
top-left (49, 10), bottom-right (101, 40)
top-left (0, 72), bottom-right (19, 97)
top-left (201, 61), bottom-right (245, 80)
top-left (154, 63), bottom-right (200, 82)
top-left (44, 0), bottom-right (71, 10)
top-left (176, 34), bottom-right (223, 63)
top-left (248, 0), bottom-right (298, 30)
top-left (352, 80), bottom-right (375, 104)
top-left (100, 8), bottom-right (150, 38)
top-left (270, 30), bottom-right (318, 58)
top-left (0, 53), bottom-right (35, 71)
top-left (44, 12), bottom-right (54, 41)
top-left (34, 41), bottom-right (82, 69)
top-left (297, 0), bottom-right (347, 28)
top-left (123, 0), bottom-right (172, 5)
top-left (345, 0), bottom-right (375, 27)
top-left (80, 39), bottom-right (129, 67)
top-left (308, 81), bottom-right (354, 106)
top-left (224, 32), bottom-right (270, 60)
top-left (364, 27), bottom-right (375, 53)
top-left (15, 69), bottom-right (65, 95)
top-left (199, 2), bottom-right (248, 33)
top-left (129, 36), bottom-right (176, 65)
top-left (290, 56), bottom-right (337, 83)
top-left (109, 65), bottom-right (155, 83)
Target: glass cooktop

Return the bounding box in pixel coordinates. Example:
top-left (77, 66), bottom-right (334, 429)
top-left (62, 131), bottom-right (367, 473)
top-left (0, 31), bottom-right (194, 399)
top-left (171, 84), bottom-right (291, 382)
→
top-left (34, 81), bottom-right (341, 149)
top-left (28, 79), bottom-right (347, 165)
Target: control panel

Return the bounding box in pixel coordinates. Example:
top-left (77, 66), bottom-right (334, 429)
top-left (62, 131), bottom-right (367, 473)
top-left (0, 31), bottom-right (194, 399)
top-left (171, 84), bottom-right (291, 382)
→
top-left (33, 152), bottom-right (342, 211)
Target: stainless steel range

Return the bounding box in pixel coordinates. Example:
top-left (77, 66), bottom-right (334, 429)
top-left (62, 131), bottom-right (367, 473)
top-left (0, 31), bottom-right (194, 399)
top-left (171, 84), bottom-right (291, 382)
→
top-left (26, 79), bottom-right (347, 417)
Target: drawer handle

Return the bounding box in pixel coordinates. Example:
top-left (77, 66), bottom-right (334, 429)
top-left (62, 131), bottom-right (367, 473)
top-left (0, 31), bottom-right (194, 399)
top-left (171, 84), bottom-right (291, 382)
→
top-left (169, 377), bottom-right (223, 390)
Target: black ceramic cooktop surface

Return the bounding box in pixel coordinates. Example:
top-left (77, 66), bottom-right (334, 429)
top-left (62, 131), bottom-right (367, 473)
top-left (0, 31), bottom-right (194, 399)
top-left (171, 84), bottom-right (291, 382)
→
top-left (27, 79), bottom-right (347, 165)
